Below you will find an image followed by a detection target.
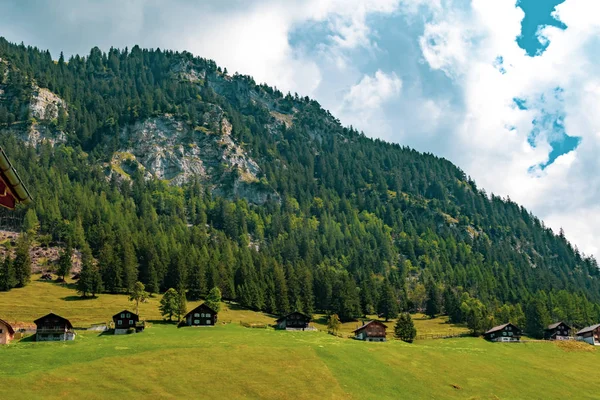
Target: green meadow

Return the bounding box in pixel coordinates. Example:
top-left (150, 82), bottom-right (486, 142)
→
top-left (1, 277), bottom-right (600, 399)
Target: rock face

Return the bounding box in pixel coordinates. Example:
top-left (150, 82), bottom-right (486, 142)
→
top-left (29, 86), bottom-right (66, 121)
top-left (111, 111), bottom-right (277, 204)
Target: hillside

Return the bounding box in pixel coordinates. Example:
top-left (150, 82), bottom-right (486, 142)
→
top-left (0, 37), bottom-right (599, 336)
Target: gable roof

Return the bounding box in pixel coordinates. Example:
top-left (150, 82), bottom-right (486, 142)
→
top-left (353, 320), bottom-right (387, 333)
top-left (546, 321), bottom-right (570, 330)
top-left (0, 318), bottom-right (15, 335)
top-left (33, 313), bottom-right (73, 329)
top-left (576, 324), bottom-right (600, 335)
top-left (484, 323), bottom-right (520, 335)
top-left (112, 310), bottom-right (139, 320)
top-left (183, 303), bottom-right (217, 320)
top-left (0, 147), bottom-right (32, 209)
top-left (275, 311), bottom-right (311, 323)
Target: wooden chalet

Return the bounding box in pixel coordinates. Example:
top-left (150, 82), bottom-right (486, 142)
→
top-left (0, 147), bottom-right (32, 209)
top-left (179, 303), bottom-right (217, 327)
top-left (576, 324), bottom-right (600, 345)
top-left (544, 322), bottom-right (571, 340)
top-left (34, 313), bottom-right (75, 341)
top-left (112, 310), bottom-right (145, 334)
top-left (483, 323), bottom-right (521, 342)
top-left (353, 320), bottom-right (387, 342)
top-left (275, 311), bottom-right (313, 331)
top-left (0, 318), bottom-right (15, 344)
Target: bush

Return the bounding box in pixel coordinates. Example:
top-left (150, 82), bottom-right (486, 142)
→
top-left (127, 327), bottom-right (136, 334)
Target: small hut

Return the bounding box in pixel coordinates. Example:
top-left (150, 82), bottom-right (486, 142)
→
top-left (353, 320), bottom-right (387, 342)
top-left (275, 312), bottom-right (313, 331)
top-left (179, 304), bottom-right (218, 327)
top-left (34, 313), bottom-right (75, 341)
top-left (544, 322), bottom-right (571, 340)
top-left (576, 324), bottom-right (600, 345)
top-left (483, 323), bottom-right (521, 342)
top-left (112, 310), bottom-right (144, 334)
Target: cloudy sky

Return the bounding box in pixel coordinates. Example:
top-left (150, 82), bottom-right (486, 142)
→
top-left (2, 0), bottom-right (599, 258)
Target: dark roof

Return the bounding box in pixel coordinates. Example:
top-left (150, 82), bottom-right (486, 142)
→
top-left (484, 323), bottom-right (520, 335)
top-left (33, 313), bottom-right (73, 329)
top-left (576, 324), bottom-right (600, 335)
top-left (353, 320), bottom-right (387, 333)
top-left (0, 318), bottom-right (15, 335)
top-left (112, 310), bottom-right (139, 320)
top-left (275, 311), bottom-right (311, 323)
top-left (546, 321), bottom-right (570, 330)
top-left (183, 303), bottom-right (217, 320)
top-left (0, 147), bottom-right (32, 208)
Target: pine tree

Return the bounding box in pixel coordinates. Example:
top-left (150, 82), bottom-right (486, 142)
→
top-left (394, 313), bottom-right (417, 343)
top-left (13, 234), bottom-right (31, 288)
top-left (159, 288), bottom-right (178, 321)
top-left (205, 286), bottom-right (222, 313)
top-left (525, 296), bottom-right (551, 339)
top-left (377, 280), bottom-right (399, 321)
top-left (177, 288), bottom-right (187, 322)
top-left (0, 255), bottom-right (15, 291)
top-left (425, 283), bottom-right (442, 318)
top-left (57, 244), bottom-right (73, 281)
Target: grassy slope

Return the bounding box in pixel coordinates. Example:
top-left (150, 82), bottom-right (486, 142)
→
top-left (1, 277), bottom-right (600, 399)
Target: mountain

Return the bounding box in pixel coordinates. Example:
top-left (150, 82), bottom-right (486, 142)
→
top-left (0, 37), bottom-right (598, 334)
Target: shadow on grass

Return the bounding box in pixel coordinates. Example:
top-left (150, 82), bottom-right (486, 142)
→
top-left (61, 295), bottom-right (98, 301)
top-left (18, 334), bottom-right (36, 343)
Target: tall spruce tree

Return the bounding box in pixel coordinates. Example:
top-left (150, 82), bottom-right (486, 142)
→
top-left (394, 313), bottom-right (417, 343)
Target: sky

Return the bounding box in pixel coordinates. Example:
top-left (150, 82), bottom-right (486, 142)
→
top-left (1, 0), bottom-right (600, 258)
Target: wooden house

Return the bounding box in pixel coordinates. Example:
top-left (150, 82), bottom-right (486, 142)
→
top-left (179, 303), bottom-right (217, 327)
top-left (483, 323), bottom-right (521, 342)
top-left (576, 324), bottom-right (600, 345)
top-left (544, 322), bottom-right (571, 340)
top-left (34, 313), bottom-right (75, 341)
top-left (353, 320), bottom-right (387, 342)
top-left (112, 310), bottom-right (144, 334)
top-left (0, 318), bottom-right (15, 344)
top-left (275, 312), bottom-right (313, 330)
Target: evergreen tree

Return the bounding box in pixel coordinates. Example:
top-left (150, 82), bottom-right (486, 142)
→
top-left (0, 255), bottom-right (14, 291)
top-left (176, 287), bottom-right (187, 322)
top-left (377, 280), bottom-right (399, 321)
top-left (327, 313), bottom-right (341, 335)
top-left (394, 313), bottom-right (417, 343)
top-left (13, 234), bottom-right (31, 288)
top-left (425, 283), bottom-right (442, 318)
top-left (56, 244), bottom-right (73, 281)
top-left (525, 296), bottom-right (551, 339)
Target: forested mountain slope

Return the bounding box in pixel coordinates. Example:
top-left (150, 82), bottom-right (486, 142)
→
top-left (0, 38), bottom-right (598, 336)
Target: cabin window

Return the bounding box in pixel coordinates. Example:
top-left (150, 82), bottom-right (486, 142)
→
top-left (0, 328), bottom-right (3, 333)
top-left (507, 326), bottom-right (512, 331)
top-left (194, 313), bottom-right (200, 317)
top-left (491, 333), bottom-right (495, 338)
top-left (508, 332), bottom-right (513, 336)
top-left (194, 320), bottom-right (200, 324)
top-left (118, 320), bottom-right (122, 326)
top-left (129, 320), bottom-right (134, 325)
top-left (206, 320), bottom-right (211, 324)
top-left (121, 313), bottom-right (125, 318)
top-left (126, 313), bottom-right (131, 318)
top-left (502, 332), bottom-right (507, 336)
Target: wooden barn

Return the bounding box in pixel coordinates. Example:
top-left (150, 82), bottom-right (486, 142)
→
top-left (112, 310), bottom-right (145, 334)
top-left (353, 320), bottom-right (387, 342)
top-left (576, 324), bottom-right (600, 345)
top-left (34, 313), bottom-right (75, 341)
top-left (0, 147), bottom-right (32, 209)
top-left (483, 323), bottom-right (521, 342)
top-left (0, 318), bottom-right (15, 344)
top-left (276, 312), bottom-right (313, 330)
top-left (179, 303), bottom-right (217, 327)
top-left (544, 322), bottom-right (571, 340)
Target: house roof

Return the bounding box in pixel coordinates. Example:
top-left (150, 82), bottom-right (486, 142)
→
top-left (352, 320), bottom-right (387, 333)
top-left (275, 311), bottom-right (311, 323)
top-left (484, 323), bottom-right (520, 335)
top-left (546, 321), bottom-right (570, 330)
top-left (183, 303), bottom-right (217, 320)
top-left (112, 310), bottom-right (139, 320)
top-left (0, 318), bottom-right (15, 335)
top-left (33, 313), bottom-right (73, 329)
top-left (0, 147), bottom-right (32, 209)
top-left (576, 324), bottom-right (600, 335)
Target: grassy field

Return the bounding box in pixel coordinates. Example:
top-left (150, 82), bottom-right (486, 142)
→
top-left (1, 276), bottom-right (600, 399)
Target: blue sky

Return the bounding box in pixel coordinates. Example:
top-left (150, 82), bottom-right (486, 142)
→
top-left (1, 0), bottom-right (600, 257)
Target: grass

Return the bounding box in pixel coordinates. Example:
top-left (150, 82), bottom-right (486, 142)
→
top-left (2, 277), bottom-right (600, 399)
